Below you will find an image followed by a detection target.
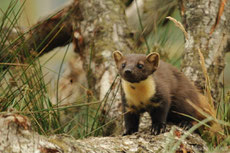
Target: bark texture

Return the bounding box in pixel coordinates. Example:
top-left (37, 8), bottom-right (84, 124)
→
top-left (0, 112), bottom-right (209, 153)
top-left (72, 0), bottom-right (134, 135)
top-left (76, 0), bottom-right (134, 88)
top-left (180, 0), bottom-right (230, 102)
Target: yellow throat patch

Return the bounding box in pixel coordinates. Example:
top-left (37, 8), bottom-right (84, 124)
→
top-left (122, 76), bottom-right (156, 109)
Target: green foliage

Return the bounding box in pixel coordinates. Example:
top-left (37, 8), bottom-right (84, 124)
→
top-left (136, 8), bottom-right (184, 68)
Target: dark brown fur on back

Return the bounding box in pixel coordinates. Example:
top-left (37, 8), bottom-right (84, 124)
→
top-left (154, 61), bottom-right (201, 122)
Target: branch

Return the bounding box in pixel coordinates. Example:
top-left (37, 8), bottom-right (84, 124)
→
top-left (25, 1), bottom-right (81, 56)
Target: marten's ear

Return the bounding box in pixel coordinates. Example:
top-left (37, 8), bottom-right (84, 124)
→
top-left (113, 50), bottom-right (123, 64)
top-left (146, 52), bottom-right (160, 69)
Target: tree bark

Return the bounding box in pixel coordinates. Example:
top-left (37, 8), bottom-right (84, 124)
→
top-left (74, 0), bottom-right (135, 135)
top-left (179, 0), bottom-right (230, 102)
top-left (0, 112), bottom-right (209, 153)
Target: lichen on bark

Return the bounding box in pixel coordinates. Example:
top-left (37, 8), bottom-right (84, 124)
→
top-left (180, 0), bottom-right (230, 102)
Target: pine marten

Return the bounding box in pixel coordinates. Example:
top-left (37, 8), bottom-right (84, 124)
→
top-left (113, 51), bottom-right (219, 135)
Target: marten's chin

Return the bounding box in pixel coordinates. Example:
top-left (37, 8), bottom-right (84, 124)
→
top-left (123, 77), bottom-right (137, 83)
top-left (123, 76), bottom-right (148, 83)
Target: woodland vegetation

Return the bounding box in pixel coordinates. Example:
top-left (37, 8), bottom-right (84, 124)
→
top-left (0, 0), bottom-right (230, 152)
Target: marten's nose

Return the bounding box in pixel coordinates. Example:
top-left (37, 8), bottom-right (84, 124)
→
top-left (124, 69), bottom-right (132, 76)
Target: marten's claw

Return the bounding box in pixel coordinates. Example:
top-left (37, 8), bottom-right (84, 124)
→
top-left (178, 121), bottom-right (193, 130)
top-left (123, 131), bottom-right (132, 136)
top-left (123, 128), bottom-right (138, 136)
top-left (151, 122), bottom-right (166, 135)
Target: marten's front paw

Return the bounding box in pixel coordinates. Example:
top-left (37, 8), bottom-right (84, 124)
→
top-left (123, 128), bottom-right (138, 136)
top-left (178, 121), bottom-right (193, 130)
top-left (151, 122), bottom-right (166, 135)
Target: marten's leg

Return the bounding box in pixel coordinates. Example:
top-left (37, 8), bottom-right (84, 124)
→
top-left (167, 104), bottom-right (195, 130)
top-left (121, 89), bottom-right (140, 135)
top-left (149, 99), bottom-right (170, 135)
top-left (149, 110), bottom-right (167, 135)
top-left (123, 111), bottom-right (140, 135)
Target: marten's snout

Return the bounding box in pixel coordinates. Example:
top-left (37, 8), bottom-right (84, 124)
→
top-left (124, 69), bottom-right (132, 76)
top-left (123, 68), bottom-right (135, 82)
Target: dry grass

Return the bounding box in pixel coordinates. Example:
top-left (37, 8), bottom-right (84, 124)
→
top-left (197, 48), bottom-right (214, 108)
top-left (166, 16), bottom-right (188, 40)
top-left (166, 16), bottom-right (214, 108)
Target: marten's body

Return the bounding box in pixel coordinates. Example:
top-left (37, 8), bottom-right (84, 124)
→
top-left (113, 51), bottom-right (217, 135)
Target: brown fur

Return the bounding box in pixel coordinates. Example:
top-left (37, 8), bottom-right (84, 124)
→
top-left (113, 51), bottom-right (220, 135)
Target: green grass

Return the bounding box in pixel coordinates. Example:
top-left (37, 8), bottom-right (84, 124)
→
top-left (0, 0), bottom-right (109, 138)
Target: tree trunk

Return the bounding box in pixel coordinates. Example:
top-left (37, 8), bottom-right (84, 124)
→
top-left (75, 0), bottom-right (134, 135)
top-left (179, 0), bottom-right (230, 103)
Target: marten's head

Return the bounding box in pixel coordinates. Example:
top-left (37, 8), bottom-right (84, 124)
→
top-left (113, 51), bottom-right (160, 83)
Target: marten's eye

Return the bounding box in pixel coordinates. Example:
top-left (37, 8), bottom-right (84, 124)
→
top-left (122, 63), bottom-right (126, 68)
top-left (137, 63), bottom-right (144, 69)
